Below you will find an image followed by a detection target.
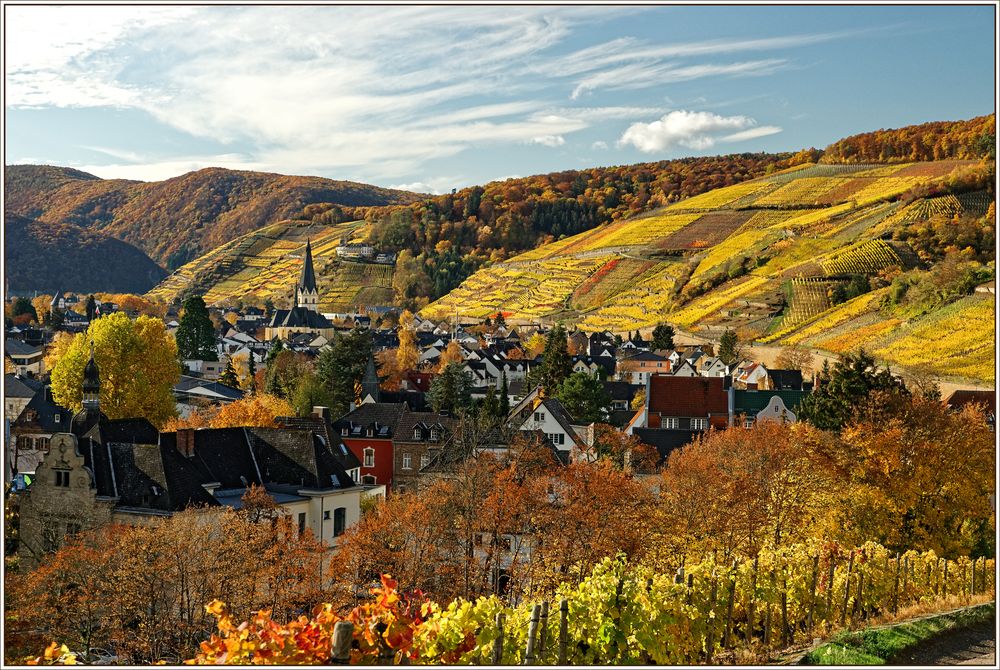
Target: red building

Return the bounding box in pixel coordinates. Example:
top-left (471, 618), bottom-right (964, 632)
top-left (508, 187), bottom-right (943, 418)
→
top-left (639, 375), bottom-right (729, 431)
top-left (332, 403), bottom-right (408, 490)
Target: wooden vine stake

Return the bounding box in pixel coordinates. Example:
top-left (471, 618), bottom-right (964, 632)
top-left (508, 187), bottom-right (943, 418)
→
top-left (331, 621), bottom-right (354, 665)
top-left (781, 575), bottom-right (791, 647)
top-left (825, 555), bottom-right (836, 627)
top-left (764, 569), bottom-right (774, 647)
top-left (943, 559), bottom-right (949, 598)
top-left (806, 554), bottom-right (819, 632)
top-left (538, 601), bottom-right (549, 658)
top-left (523, 604), bottom-right (541, 665)
top-left (705, 569), bottom-right (719, 664)
top-left (852, 568), bottom-right (865, 623)
top-left (492, 612), bottom-right (505, 665)
top-left (892, 554), bottom-right (901, 614)
top-left (840, 551), bottom-right (854, 627)
top-left (723, 560), bottom-right (738, 649)
top-left (557, 599), bottom-right (569, 666)
top-left (747, 555), bottom-right (759, 643)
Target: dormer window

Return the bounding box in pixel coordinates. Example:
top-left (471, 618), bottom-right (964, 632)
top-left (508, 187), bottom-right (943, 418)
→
top-left (430, 429), bottom-right (440, 442)
top-left (413, 428), bottom-right (422, 440)
top-left (366, 426), bottom-right (374, 437)
top-left (341, 426), bottom-right (349, 436)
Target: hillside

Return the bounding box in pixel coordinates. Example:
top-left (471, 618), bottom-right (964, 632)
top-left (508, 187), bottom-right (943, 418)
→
top-left (422, 157), bottom-right (995, 383)
top-left (4, 212), bottom-right (167, 294)
top-left (4, 165), bottom-right (423, 270)
top-left (146, 218), bottom-right (394, 312)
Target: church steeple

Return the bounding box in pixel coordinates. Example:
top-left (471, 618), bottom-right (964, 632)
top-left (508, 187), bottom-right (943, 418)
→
top-left (295, 239), bottom-right (320, 312)
top-left (82, 341), bottom-right (100, 411)
top-left (361, 351), bottom-right (380, 403)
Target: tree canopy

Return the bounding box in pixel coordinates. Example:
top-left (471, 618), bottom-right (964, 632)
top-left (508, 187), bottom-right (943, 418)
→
top-left (175, 296), bottom-right (217, 361)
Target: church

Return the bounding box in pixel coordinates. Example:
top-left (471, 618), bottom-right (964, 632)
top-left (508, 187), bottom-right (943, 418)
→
top-left (264, 240), bottom-right (337, 341)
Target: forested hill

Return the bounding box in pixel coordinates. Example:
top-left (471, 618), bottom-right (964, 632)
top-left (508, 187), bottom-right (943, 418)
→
top-left (821, 114), bottom-right (995, 163)
top-left (4, 212), bottom-right (168, 294)
top-left (4, 165), bottom-right (424, 270)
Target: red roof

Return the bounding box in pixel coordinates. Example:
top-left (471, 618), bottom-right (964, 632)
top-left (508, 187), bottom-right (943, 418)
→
top-left (648, 375), bottom-right (728, 417)
top-left (944, 390), bottom-right (996, 414)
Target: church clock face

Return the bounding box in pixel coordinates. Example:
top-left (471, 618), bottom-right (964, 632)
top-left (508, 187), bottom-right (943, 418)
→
top-left (50, 433), bottom-right (77, 468)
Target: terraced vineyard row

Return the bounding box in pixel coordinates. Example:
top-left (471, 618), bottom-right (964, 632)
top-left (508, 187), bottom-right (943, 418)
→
top-left (578, 261), bottom-right (687, 332)
top-left (784, 277), bottom-right (833, 326)
top-left (821, 239), bottom-right (902, 276)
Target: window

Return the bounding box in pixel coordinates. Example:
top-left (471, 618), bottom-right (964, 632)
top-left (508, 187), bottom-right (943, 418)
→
top-left (691, 418), bottom-right (708, 430)
top-left (54, 470), bottom-right (70, 487)
top-left (323, 510), bottom-right (331, 520)
top-left (362, 475), bottom-right (377, 485)
top-left (534, 411), bottom-right (545, 422)
top-left (334, 507), bottom-right (347, 536)
top-left (402, 453), bottom-right (412, 470)
top-left (430, 429), bottom-right (440, 442)
top-left (366, 427), bottom-right (374, 437)
top-left (53, 414), bottom-right (60, 424)
top-left (298, 513), bottom-right (306, 535)
top-left (341, 426), bottom-right (349, 436)
top-left (420, 454), bottom-right (430, 468)
top-left (547, 433), bottom-right (565, 446)
top-left (413, 428), bottom-right (422, 440)
top-left (663, 417), bottom-right (679, 429)
top-left (744, 418), bottom-right (754, 428)
top-left (363, 448), bottom-right (375, 468)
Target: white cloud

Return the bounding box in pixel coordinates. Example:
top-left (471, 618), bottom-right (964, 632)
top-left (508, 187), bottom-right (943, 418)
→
top-left (591, 141), bottom-right (609, 150)
top-left (570, 59), bottom-right (786, 100)
top-left (619, 110), bottom-right (782, 153)
top-left (530, 135), bottom-right (566, 147)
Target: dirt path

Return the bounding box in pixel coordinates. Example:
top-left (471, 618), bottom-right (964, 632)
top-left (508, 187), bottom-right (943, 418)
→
top-left (890, 620), bottom-right (997, 666)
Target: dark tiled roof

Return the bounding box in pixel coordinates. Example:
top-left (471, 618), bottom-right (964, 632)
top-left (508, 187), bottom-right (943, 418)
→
top-left (396, 410), bottom-right (458, 442)
top-left (379, 390), bottom-right (429, 411)
top-left (16, 389), bottom-right (73, 431)
top-left (5, 338), bottom-right (41, 356)
top-left (945, 390), bottom-right (996, 414)
top-left (98, 418), bottom-right (160, 445)
top-left (273, 417), bottom-right (362, 472)
top-left (623, 350), bottom-right (667, 362)
top-left (767, 369), bottom-right (805, 390)
top-left (5, 374), bottom-right (42, 398)
top-left (603, 381), bottom-right (640, 402)
top-left (633, 428), bottom-right (699, 464)
top-left (268, 307), bottom-right (333, 330)
top-left (648, 375), bottom-right (728, 417)
top-left (331, 402), bottom-right (408, 438)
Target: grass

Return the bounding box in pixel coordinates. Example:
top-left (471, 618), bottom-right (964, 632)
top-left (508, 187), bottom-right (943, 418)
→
top-left (802, 601), bottom-right (995, 665)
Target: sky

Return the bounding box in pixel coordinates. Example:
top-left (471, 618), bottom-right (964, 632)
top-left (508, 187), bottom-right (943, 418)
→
top-left (4, 4), bottom-right (996, 194)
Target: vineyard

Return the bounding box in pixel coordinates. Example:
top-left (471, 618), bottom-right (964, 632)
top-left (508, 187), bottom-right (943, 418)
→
top-left (762, 288), bottom-right (888, 345)
top-left (176, 544), bottom-right (994, 666)
top-left (578, 261), bottom-right (688, 332)
top-left (782, 278), bottom-right (833, 328)
top-left (820, 239), bottom-right (903, 276)
top-left (656, 210), bottom-right (754, 250)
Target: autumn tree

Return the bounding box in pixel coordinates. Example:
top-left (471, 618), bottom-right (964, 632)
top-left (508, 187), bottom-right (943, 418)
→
top-left (176, 296), bottom-right (217, 361)
top-left (773, 347), bottom-right (815, 375)
top-left (397, 309), bottom-right (419, 372)
top-left (437, 339), bottom-right (465, 372)
top-left (209, 394), bottom-right (295, 428)
top-left (50, 312), bottom-right (180, 427)
top-left (218, 357), bottom-right (240, 388)
top-left (10, 297), bottom-right (37, 323)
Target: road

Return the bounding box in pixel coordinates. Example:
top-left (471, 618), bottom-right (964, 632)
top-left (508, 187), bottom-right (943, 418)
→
top-left (891, 620), bottom-right (996, 666)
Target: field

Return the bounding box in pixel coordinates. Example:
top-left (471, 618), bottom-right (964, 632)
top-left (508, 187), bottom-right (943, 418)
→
top-left (146, 219), bottom-right (397, 310)
top-left (656, 211), bottom-right (755, 250)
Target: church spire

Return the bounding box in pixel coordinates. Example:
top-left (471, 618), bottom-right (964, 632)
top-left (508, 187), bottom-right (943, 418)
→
top-left (295, 239), bottom-right (320, 312)
top-left (82, 340), bottom-right (100, 411)
top-left (361, 351), bottom-right (380, 403)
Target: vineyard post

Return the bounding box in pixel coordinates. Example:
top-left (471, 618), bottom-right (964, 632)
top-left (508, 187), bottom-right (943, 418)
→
top-left (963, 561), bottom-right (969, 601)
top-left (806, 555), bottom-right (819, 632)
top-left (781, 575), bottom-right (790, 647)
top-left (927, 561), bottom-right (933, 596)
top-left (686, 573), bottom-right (695, 606)
top-left (943, 559), bottom-right (949, 598)
top-left (331, 621), bottom-right (354, 665)
top-left (539, 600), bottom-right (550, 658)
top-left (557, 599), bottom-right (569, 666)
top-left (705, 569), bottom-right (718, 664)
top-left (852, 568), bottom-right (865, 623)
top-left (841, 551), bottom-right (854, 627)
top-left (902, 556), bottom-right (909, 604)
top-left (825, 555), bottom-right (836, 628)
top-left (747, 555), bottom-right (759, 643)
top-left (723, 559), bottom-right (738, 649)
top-left (523, 604), bottom-right (541, 665)
top-left (892, 554), bottom-right (901, 615)
top-left (492, 612), bottom-right (504, 665)
top-left (764, 569), bottom-right (774, 647)
top-left (971, 557), bottom-right (976, 596)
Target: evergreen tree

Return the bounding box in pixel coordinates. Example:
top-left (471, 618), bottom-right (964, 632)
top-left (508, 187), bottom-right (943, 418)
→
top-left (85, 294), bottom-right (97, 322)
top-left (480, 387), bottom-right (502, 425)
top-left (539, 324), bottom-right (573, 393)
top-left (176, 296), bottom-right (218, 361)
top-left (246, 354), bottom-right (257, 394)
top-left (557, 371), bottom-right (611, 423)
top-left (429, 362), bottom-right (472, 415)
top-left (219, 357), bottom-right (240, 388)
top-left (316, 329), bottom-right (373, 414)
top-left (717, 328), bottom-right (742, 366)
top-left (10, 297), bottom-right (37, 322)
top-left (651, 323), bottom-right (675, 351)
top-left (798, 349), bottom-right (909, 431)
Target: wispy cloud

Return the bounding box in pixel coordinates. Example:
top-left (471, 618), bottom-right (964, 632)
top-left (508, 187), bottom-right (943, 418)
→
top-left (619, 110), bottom-right (783, 153)
top-left (530, 135), bottom-right (566, 148)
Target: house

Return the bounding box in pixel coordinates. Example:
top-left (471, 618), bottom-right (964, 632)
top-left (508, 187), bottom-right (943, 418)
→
top-left (183, 359), bottom-right (226, 380)
top-left (510, 397), bottom-right (584, 454)
top-left (10, 385), bottom-right (74, 470)
top-left (265, 241), bottom-right (337, 341)
top-left (944, 390), bottom-right (996, 427)
top-left (5, 373), bottom-right (42, 420)
top-left (735, 362), bottom-right (769, 389)
top-left (16, 349), bottom-right (367, 569)
top-left (619, 351), bottom-right (670, 384)
top-left (173, 375), bottom-right (244, 413)
top-left (392, 411), bottom-right (458, 493)
top-left (729, 389), bottom-right (808, 427)
top-left (602, 381), bottom-right (642, 413)
top-left (61, 310), bottom-right (90, 332)
top-left (336, 243), bottom-right (375, 259)
top-left (632, 428), bottom-right (700, 467)
top-left (764, 368), bottom-right (806, 391)
top-left (630, 375), bottom-right (729, 434)
top-left (572, 355), bottom-right (615, 379)
top-left (331, 402), bottom-right (408, 489)
top-left (698, 356), bottom-right (729, 378)
top-left (670, 359), bottom-right (698, 377)
top-left (5, 338), bottom-right (44, 377)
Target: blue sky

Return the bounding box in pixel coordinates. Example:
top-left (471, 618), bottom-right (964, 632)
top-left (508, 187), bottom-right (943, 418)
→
top-left (5, 4), bottom-right (995, 193)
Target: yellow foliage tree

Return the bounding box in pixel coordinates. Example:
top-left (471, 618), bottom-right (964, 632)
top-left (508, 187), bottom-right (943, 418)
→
top-left (49, 312), bottom-right (180, 428)
top-left (525, 333), bottom-right (546, 358)
top-left (397, 310), bottom-right (418, 372)
top-left (44, 332), bottom-right (75, 372)
top-left (209, 394), bottom-right (294, 428)
top-left (437, 340), bottom-right (464, 372)
top-left (31, 295), bottom-right (52, 323)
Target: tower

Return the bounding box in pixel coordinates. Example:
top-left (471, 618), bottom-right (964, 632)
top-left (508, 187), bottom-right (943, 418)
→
top-left (361, 351), bottom-right (380, 403)
top-left (295, 239), bottom-right (320, 313)
top-left (82, 341), bottom-right (100, 411)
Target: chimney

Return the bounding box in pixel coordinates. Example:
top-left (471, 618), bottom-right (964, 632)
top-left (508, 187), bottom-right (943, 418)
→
top-left (176, 428), bottom-right (195, 458)
top-left (312, 406), bottom-right (331, 422)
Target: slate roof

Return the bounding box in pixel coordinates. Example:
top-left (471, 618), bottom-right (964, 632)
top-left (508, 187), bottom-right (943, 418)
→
top-left (15, 388), bottom-right (73, 432)
top-left (733, 389), bottom-right (809, 415)
top-left (275, 416), bottom-right (362, 472)
top-left (648, 375), bottom-right (728, 417)
top-left (603, 381), bottom-right (641, 402)
top-left (379, 390), bottom-right (430, 411)
top-left (268, 307), bottom-right (333, 330)
top-left (298, 239), bottom-right (318, 292)
top-left (623, 350), bottom-right (668, 363)
top-left (633, 428), bottom-right (699, 464)
top-left (5, 374), bottom-right (42, 399)
top-left (396, 410), bottom-right (458, 442)
top-left (944, 390), bottom-right (996, 415)
top-left (767, 369), bottom-right (805, 390)
top-left (174, 375), bottom-right (244, 401)
top-left (5, 338), bottom-right (41, 357)
top-left (331, 402), bottom-right (408, 438)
